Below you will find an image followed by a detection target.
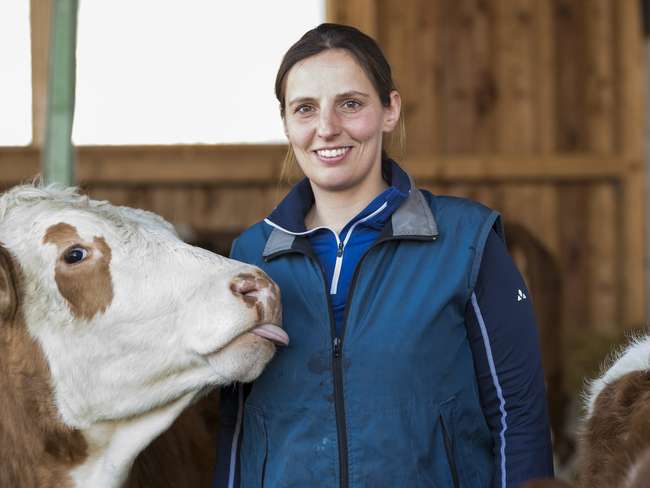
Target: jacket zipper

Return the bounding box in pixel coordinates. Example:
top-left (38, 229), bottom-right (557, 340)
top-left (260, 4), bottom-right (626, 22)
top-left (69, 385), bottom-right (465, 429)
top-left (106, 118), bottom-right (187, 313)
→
top-left (440, 414), bottom-right (460, 488)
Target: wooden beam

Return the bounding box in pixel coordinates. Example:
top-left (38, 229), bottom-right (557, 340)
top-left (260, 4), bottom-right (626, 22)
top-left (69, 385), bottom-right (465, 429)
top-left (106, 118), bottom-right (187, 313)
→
top-left (402, 155), bottom-right (642, 181)
top-left (30, 0), bottom-right (53, 147)
top-left (0, 146), bottom-right (640, 186)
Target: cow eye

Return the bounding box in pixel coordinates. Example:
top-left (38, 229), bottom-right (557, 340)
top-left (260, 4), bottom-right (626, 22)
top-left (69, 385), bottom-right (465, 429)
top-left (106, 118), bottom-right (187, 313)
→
top-left (63, 247), bottom-right (88, 264)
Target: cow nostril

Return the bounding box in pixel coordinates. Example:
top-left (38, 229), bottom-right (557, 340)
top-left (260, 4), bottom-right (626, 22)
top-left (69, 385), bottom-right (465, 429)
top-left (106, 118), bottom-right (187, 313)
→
top-left (231, 280), bottom-right (258, 297)
top-left (230, 273), bottom-right (271, 302)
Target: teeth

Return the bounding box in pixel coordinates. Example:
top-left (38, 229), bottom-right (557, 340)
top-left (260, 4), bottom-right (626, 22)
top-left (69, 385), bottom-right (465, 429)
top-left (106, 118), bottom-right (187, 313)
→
top-left (317, 147), bottom-right (349, 158)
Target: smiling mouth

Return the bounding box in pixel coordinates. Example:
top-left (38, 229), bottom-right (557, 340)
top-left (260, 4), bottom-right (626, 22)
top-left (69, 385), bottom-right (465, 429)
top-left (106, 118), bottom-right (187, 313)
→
top-left (314, 146), bottom-right (352, 160)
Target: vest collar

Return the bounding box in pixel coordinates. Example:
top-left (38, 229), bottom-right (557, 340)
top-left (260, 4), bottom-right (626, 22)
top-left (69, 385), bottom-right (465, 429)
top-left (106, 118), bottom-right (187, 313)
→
top-left (262, 160), bottom-right (439, 259)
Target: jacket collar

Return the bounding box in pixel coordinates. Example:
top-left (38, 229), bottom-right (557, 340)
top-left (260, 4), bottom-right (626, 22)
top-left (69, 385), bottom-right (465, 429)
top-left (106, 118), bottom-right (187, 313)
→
top-left (263, 160), bottom-right (439, 259)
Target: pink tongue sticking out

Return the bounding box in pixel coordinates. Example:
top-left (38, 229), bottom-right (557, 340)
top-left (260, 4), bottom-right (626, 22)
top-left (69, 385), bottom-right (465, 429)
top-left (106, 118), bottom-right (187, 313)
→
top-left (251, 324), bottom-right (290, 346)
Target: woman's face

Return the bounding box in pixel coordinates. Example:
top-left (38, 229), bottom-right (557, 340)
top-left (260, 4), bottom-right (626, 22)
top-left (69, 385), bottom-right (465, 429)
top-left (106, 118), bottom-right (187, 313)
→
top-left (283, 49), bottom-right (400, 195)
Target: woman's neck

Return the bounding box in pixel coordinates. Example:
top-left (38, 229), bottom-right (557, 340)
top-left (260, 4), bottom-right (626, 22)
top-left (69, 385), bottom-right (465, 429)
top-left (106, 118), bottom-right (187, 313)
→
top-left (305, 176), bottom-right (388, 234)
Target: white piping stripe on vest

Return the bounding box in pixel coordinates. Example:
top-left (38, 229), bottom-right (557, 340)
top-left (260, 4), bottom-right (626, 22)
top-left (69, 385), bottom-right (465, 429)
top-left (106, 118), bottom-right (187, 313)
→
top-left (264, 218), bottom-right (333, 237)
top-left (227, 386), bottom-right (244, 488)
top-left (265, 201), bottom-right (389, 295)
top-left (329, 202), bottom-right (388, 294)
top-left (471, 292), bottom-right (508, 488)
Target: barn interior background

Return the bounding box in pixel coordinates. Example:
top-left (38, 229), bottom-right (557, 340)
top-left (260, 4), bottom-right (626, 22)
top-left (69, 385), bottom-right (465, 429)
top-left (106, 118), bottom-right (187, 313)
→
top-left (0, 0), bottom-right (648, 475)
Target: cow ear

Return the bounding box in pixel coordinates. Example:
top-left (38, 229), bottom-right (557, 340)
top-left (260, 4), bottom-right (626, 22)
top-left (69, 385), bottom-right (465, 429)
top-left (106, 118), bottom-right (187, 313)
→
top-left (0, 245), bottom-right (18, 324)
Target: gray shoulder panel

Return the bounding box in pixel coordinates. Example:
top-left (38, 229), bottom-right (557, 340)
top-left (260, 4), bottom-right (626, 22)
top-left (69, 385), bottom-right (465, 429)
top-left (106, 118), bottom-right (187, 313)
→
top-left (262, 227), bottom-right (296, 258)
top-left (391, 181), bottom-right (438, 237)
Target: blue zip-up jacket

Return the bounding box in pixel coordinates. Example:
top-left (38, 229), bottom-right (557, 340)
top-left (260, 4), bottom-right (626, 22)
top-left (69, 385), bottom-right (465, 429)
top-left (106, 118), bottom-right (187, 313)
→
top-left (214, 160), bottom-right (553, 487)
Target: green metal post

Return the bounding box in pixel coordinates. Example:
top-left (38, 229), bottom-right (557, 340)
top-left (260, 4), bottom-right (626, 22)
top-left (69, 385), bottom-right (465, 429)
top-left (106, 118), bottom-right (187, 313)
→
top-left (42, 0), bottom-right (78, 186)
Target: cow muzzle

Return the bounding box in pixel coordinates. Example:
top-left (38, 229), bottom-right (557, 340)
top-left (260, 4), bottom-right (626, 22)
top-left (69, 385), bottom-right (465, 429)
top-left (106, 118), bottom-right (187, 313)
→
top-left (230, 271), bottom-right (288, 346)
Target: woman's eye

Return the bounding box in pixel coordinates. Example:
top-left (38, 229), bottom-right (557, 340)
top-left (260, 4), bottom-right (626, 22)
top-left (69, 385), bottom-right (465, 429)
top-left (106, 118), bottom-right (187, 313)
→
top-left (342, 100), bottom-right (361, 111)
top-left (296, 105), bottom-right (314, 114)
top-left (63, 247), bottom-right (89, 265)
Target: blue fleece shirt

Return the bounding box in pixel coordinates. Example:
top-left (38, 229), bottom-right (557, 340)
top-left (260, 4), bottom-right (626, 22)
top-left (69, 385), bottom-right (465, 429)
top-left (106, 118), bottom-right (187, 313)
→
top-left (308, 186), bottom-right (406, 334)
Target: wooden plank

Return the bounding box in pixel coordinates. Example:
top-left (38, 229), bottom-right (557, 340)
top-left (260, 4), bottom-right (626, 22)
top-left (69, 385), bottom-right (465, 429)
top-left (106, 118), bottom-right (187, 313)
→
top-left (558, 184), bottom-right (591, 333)
top-left (535, 0), bottom-right (556, 153)
top-left (587, 183), bottom-right (620, 333)
top-left (554, 0), bottom-right (587, 151)
top-left (498, 183), bottom-right (544, 244)
top-left (326, 0), bottom-right (379, 39)
top-left (437, 0), bottom-right (492, 154)
top-left (617, 0), bottom-right (646, 327)
top-left (437, 0), bottom-right (472, 154)
top-left (584, 0), bottom-right (615, 154)
top-left (536, 183), bottom-right (560, 257)
top-left (382, 0), bottom-right (418, 154)
top-left (401, 155), bottom-right (642, 181)
top-left (75, 145), bottom-right (286, 184)
top-left (201, 187), bottom-right (275, 232)
top-left (622, 169), bottom-right (646, 327)
top-left (30, 0), bottom-right (53, 146)
top-left (495, 182), bottom-right (561, 265)
top-left (494, 0), bottom-right (536, 153)
top-left (472, 0), bottom-right (498, 153)
top-left (411, 0), bottom-right (438, 155)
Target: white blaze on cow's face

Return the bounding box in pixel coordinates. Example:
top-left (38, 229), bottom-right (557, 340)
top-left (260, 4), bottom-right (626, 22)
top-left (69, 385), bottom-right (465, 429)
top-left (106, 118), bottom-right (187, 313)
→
top-left (0, 186), bottom-right (286, 429)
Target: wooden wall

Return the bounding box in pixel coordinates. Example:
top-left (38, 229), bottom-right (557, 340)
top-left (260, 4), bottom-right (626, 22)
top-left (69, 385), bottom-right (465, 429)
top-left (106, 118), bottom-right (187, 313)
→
top-left (330, 0), bottom-right (646, 336)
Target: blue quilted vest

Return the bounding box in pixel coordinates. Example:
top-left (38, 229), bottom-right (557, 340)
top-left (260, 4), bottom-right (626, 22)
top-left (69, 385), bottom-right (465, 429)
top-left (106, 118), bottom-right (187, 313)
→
top-left (231, 162), bottom-right (501, 487)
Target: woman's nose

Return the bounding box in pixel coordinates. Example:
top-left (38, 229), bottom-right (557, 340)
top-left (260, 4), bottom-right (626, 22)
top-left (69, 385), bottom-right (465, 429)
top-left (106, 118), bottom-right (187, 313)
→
top-left (317, 108), bottom-right (341, 139)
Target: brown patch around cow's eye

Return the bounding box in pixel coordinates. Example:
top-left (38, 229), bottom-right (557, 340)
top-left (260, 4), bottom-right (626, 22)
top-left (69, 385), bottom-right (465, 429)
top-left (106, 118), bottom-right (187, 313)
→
top-left (44, 223), bottom-right (114, 320)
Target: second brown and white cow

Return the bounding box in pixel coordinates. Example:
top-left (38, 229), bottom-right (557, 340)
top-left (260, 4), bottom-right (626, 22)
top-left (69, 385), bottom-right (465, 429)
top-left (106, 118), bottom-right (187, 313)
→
top-left (0, 184), bottom-right (288, 487)
top-left (578, 336), bottom-right (650, 488)
top-left (523, 335), bottom-right (650, 488)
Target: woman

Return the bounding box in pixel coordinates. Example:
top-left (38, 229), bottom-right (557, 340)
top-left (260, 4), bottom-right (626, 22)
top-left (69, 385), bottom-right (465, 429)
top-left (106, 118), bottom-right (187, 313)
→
top-left (214, 23), bottom-right (553, 488)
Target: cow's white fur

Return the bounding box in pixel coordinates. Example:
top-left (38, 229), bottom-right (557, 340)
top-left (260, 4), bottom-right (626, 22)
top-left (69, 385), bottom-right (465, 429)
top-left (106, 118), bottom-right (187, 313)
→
top-left (0, 184), bottom-right (280, 487)
top-left (585, 334), bottom-right (650, 417)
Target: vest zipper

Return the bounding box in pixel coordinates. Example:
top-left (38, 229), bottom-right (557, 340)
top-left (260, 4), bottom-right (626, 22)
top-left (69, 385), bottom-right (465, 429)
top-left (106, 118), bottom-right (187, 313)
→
top-left (331, 237), bottom-right (393, 488)
top-left (295, 249), bottom-right (349, 488)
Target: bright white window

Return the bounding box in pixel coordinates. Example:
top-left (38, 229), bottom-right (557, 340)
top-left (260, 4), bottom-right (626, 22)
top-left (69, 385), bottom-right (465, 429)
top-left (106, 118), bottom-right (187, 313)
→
top-left (73, 1), bottom-right (325, 144)
top-left (0, 0), bottom-right (32, 146)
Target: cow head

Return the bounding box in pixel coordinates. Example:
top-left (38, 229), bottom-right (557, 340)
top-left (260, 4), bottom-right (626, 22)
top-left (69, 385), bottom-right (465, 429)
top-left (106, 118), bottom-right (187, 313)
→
top-left (0, 185), bottom-right (287, 430)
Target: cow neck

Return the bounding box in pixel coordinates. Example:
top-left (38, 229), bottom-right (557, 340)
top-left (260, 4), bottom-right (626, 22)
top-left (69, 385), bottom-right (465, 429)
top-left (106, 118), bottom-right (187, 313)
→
top-left (70, 392), bottom-right (195, 488)
top-left (0, 315), bottom-right (88, 487)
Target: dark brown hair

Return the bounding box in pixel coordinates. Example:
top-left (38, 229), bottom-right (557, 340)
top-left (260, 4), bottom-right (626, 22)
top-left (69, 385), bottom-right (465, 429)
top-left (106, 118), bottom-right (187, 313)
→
top-left (275, 23), bottom-right (397, 116)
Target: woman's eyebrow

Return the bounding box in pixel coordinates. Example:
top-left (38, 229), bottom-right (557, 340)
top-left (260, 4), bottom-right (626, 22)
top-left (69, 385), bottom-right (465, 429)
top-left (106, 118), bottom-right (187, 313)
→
top-left (288, 96), bottom-right (316, 106)
top-left (336, 90), bottom-right (371, 99)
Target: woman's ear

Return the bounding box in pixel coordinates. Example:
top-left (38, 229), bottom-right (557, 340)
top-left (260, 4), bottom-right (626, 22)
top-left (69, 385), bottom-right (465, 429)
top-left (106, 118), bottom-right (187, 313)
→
top-left (382, 90), bottom-right (402, 133)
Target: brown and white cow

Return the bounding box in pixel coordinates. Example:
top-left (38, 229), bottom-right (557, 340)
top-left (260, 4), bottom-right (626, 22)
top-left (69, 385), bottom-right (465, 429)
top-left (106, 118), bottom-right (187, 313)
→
top-left (523, 336), bottom-right (650, 488)
top-left (578, 336), bottom-right (650, 488)
top-left (0, 184), bottom-right (288, 487)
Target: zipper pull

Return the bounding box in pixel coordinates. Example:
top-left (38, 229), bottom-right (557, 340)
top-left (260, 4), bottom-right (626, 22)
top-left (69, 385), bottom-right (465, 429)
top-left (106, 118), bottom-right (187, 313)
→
top-left (333, 337), bottom-right (341, 358)
top-left (336, 241), bottom-right (344, 257)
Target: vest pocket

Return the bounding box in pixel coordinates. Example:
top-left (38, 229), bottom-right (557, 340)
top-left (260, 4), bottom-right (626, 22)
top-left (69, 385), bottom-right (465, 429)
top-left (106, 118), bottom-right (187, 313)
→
top-left (439, 413), bottom-right (460, 488)
top-left (438, 402), bottom-right (460, 488)
top-left (241, 407), bottom-right (268, 488)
